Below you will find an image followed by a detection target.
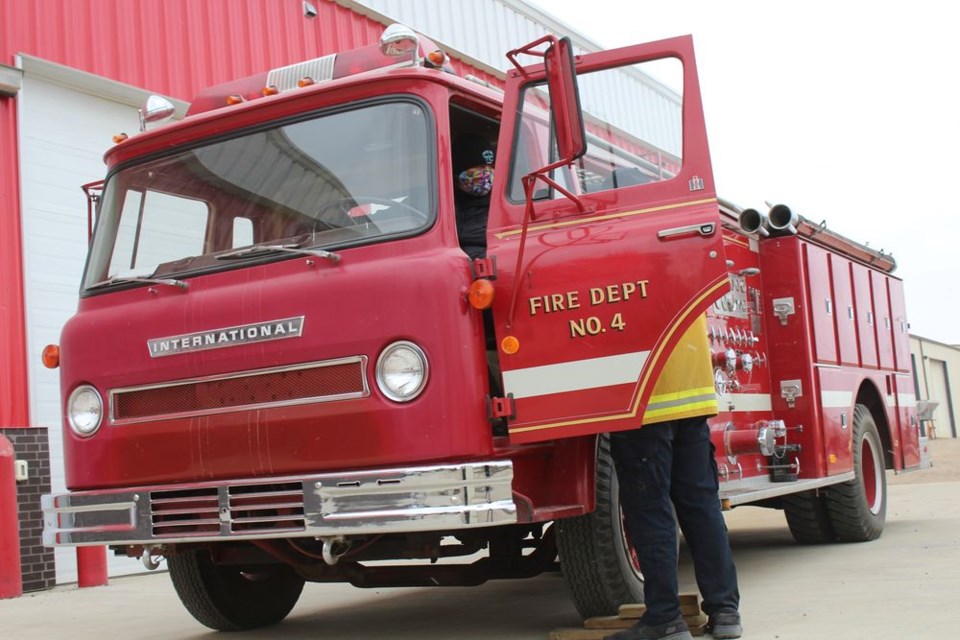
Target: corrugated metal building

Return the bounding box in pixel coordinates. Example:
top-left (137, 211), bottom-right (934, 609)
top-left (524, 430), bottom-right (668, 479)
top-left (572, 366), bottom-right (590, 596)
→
top-left (0, 0), bottom-right (684, 589)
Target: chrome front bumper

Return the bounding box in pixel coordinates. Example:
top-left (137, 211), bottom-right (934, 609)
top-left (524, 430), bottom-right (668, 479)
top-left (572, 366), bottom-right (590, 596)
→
top-left (42, 461), bottom-right (516, 546)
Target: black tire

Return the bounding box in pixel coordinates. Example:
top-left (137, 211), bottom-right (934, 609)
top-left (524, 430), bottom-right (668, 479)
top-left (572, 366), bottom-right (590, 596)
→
top-left (168, 549), bottom-right (305, 631)
top-left (823, 404), bottom-right (887, 542)
top-left (556, 434), bottom-right (644, 619)
top-left (783, 490), bottom-right (836, 544)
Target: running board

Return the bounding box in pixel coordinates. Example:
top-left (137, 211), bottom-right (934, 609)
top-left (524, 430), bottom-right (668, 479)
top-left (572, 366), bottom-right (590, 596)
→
top-left (719, 472), bottom-right (855, 509)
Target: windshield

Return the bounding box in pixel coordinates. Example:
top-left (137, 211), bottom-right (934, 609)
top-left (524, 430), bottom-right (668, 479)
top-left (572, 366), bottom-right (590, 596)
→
top-left (83, 99), bottom-right (434, 290)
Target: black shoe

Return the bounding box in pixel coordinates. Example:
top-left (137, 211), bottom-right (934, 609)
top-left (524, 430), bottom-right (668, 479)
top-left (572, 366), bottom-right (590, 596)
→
top-left (708, 608), bottom-right (742, 639)
top-left (606, 614), bottom-right (693, 640)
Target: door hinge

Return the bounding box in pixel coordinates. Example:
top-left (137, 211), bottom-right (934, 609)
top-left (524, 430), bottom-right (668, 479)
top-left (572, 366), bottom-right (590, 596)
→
top-left (472, 256), bottom-right (498, 280)
top-left (488, 395), bottom-right (516, 421)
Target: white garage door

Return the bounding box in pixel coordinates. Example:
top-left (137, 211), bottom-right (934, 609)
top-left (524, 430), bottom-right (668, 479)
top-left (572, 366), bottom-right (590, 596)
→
top-left (17, 57), bottom-right (183, 584)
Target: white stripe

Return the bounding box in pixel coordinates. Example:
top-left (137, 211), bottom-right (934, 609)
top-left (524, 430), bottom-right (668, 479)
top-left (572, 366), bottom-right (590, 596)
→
top-left (821, 390), bottom-right (854, 409)
top-left (502, 351), bottom-right (649, 400)
top-left (723, 393), bottom-right (773, 412)
top-left (888, 393), bottom-right (917, 408)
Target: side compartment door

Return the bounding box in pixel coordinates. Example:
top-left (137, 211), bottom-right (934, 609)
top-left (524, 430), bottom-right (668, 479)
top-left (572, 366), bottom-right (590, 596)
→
top-left (488, 37), bottom-right (728, 443)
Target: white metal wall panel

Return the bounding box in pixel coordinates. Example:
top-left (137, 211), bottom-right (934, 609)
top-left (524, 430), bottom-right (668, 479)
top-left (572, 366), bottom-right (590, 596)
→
top-left (17, 73), bottom-right (149, 584)
top-left (354, 0), bottom-right (682, 154)
top-left (927, 359), bottom-right (952, 437)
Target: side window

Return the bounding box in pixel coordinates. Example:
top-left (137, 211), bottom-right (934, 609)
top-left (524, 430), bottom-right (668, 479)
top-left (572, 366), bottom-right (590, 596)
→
top-left (232, 217), bottom-right (254, 248)
top-left (111, 190), bottom-right (208, 275)
top-left (509, 58), bottom-right (684, 201)
top-left (449, 104), bottom-right (500, 259)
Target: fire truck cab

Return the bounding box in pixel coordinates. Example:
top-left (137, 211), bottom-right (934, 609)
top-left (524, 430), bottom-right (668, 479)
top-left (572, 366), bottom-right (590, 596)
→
top-left (42, 25), bottom-right (920, 631)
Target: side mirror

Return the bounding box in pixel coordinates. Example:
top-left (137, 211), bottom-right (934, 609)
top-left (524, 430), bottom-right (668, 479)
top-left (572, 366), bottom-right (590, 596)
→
top-left (543, 37), bottom-right (586, 164)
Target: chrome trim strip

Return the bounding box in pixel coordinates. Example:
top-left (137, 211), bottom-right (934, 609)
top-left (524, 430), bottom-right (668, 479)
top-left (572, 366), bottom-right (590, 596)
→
top-left (719, 472), bottom-right (855, 507)
top-left (42, 461), bottom-right (517, 546)
top-left (109, 356), bottom-right (369, 425)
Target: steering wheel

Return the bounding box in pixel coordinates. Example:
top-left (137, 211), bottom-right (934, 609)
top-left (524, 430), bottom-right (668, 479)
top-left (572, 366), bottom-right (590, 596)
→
top-left (313, 196), bottom-right (430, 232)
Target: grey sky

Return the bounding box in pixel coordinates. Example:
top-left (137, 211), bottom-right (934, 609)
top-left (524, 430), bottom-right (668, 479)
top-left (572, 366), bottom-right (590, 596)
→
top-left (530, 0), bottom-right (957, 344)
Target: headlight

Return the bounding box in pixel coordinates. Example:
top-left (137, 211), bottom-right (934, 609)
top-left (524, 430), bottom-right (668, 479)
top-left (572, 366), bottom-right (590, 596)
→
top-left (67, 385), bottom-right (104, 437)
top-left (376, 341), bottom-right (428, 402)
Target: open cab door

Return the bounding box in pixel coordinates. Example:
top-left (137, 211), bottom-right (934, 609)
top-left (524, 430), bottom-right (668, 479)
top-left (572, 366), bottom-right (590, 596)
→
top-left (487, 35), bottom-right (728, 444)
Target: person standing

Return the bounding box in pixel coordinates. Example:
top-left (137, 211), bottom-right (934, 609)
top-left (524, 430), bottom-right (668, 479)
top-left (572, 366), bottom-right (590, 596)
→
top-left (608, 316), bottom-right (742, 640)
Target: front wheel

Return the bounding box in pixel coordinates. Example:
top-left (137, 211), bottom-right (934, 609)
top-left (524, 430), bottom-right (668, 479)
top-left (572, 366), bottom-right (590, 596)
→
top-left (556, 434), bottom-right (644, 618)
top-left (168, 549), bottom-right (305, 631)
top-left (824, 404), bottom-right (887, 542)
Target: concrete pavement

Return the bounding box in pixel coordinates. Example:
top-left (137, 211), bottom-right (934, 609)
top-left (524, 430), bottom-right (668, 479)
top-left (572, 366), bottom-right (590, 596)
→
top-left (3, 439), bottom-right (958, 639)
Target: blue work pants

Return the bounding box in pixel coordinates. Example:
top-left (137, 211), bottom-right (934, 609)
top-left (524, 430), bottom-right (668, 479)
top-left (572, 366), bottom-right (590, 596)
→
top-left (610, 417), bottom-right (740, 624)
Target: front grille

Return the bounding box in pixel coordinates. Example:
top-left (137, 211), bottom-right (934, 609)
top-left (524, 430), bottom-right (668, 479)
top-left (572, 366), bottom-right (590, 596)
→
top-left (150, 482), bottom-right (306, 537)
top-left (229, 483), bottom-right (306, 534)
top-left (111, 357), bottom-right (367, 423)
top-left (151, 487), bottom-right (220, 537)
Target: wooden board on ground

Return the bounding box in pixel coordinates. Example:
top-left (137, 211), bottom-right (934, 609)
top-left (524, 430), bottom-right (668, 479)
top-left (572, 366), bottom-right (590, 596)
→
top-left (550, 594), bottom-right (707, 639)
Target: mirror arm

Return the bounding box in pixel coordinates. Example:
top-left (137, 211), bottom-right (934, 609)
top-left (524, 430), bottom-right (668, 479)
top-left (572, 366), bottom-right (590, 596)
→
top-left (532, 168), bottom-right (585, 214)
top-left (504, 168), bottom-right (585, 329)
top-left (504, 174), bottom-right (538, 329)
top-left (506, 34), bottom-right (557, 74)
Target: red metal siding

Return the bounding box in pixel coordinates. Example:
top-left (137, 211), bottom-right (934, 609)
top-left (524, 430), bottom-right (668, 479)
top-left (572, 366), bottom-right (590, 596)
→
top-left (1, 0), bottom-right (390, 101)
top-left (2, 0), bottom-right (502, 100)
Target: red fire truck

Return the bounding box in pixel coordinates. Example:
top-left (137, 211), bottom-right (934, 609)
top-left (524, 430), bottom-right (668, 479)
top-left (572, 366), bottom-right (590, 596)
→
top-left (42, 26), bottom-right (921, 630)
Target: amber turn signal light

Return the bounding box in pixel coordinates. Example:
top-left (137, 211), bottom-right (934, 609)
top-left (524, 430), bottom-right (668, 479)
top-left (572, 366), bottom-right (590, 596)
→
top-left (262, 85), bottom-right (279, 96)
top-left (42, 344), bottom-right (60, 369)
top-left (467, 279), bottom-right (495, 310)
top-left (501, 336), bottom-right (520, 355)
top-left (226, 94), bottom-right (245, 105)
top-left (112, 133), bottom-right (129, 143)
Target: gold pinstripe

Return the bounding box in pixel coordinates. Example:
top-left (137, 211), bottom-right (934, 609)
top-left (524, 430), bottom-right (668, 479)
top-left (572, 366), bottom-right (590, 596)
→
top-left (723, 234), bottom-right (751, 249)
top-left (493, 197), bottom-right (719, 240)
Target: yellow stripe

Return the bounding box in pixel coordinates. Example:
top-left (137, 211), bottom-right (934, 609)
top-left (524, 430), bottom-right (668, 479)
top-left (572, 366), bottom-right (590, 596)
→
top-left (648, 386), bottom-right (716, 404)
top-left (508, 275), bottom-right (729, 436)
top-left (494, 197), bottom-right (718, 240)
top-left (644, 399), bottom-right (718, 421)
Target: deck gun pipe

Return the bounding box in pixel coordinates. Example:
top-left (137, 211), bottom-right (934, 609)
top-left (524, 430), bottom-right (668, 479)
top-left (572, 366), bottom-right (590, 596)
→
top-left (738, 208), bottom-right (771, 236)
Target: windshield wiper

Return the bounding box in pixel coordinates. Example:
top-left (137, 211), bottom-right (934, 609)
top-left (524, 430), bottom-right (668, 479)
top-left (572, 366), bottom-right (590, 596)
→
top-left (216, 243), bottom-right (341, 263)
top-left (88, 275), bottom-right (189, 290)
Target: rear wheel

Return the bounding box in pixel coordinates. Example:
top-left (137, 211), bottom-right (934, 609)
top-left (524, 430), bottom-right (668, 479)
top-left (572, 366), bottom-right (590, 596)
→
top-left (824, 404), bottom-right (887, 542)
top-left (168, 549), bottom-right (305, 631)
top-left (556, 435), bottom-right (644, 618)
top-left (783, 490), bottom-right (835, 544)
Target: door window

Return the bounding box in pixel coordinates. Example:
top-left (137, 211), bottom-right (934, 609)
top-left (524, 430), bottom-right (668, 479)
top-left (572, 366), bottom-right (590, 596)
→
top-left (508, 58), bottom-right (684, 202)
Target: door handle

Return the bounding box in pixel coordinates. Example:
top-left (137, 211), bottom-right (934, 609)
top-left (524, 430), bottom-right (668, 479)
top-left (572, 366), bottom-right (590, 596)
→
top-left (657, 222), bottom-right (716, 240)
